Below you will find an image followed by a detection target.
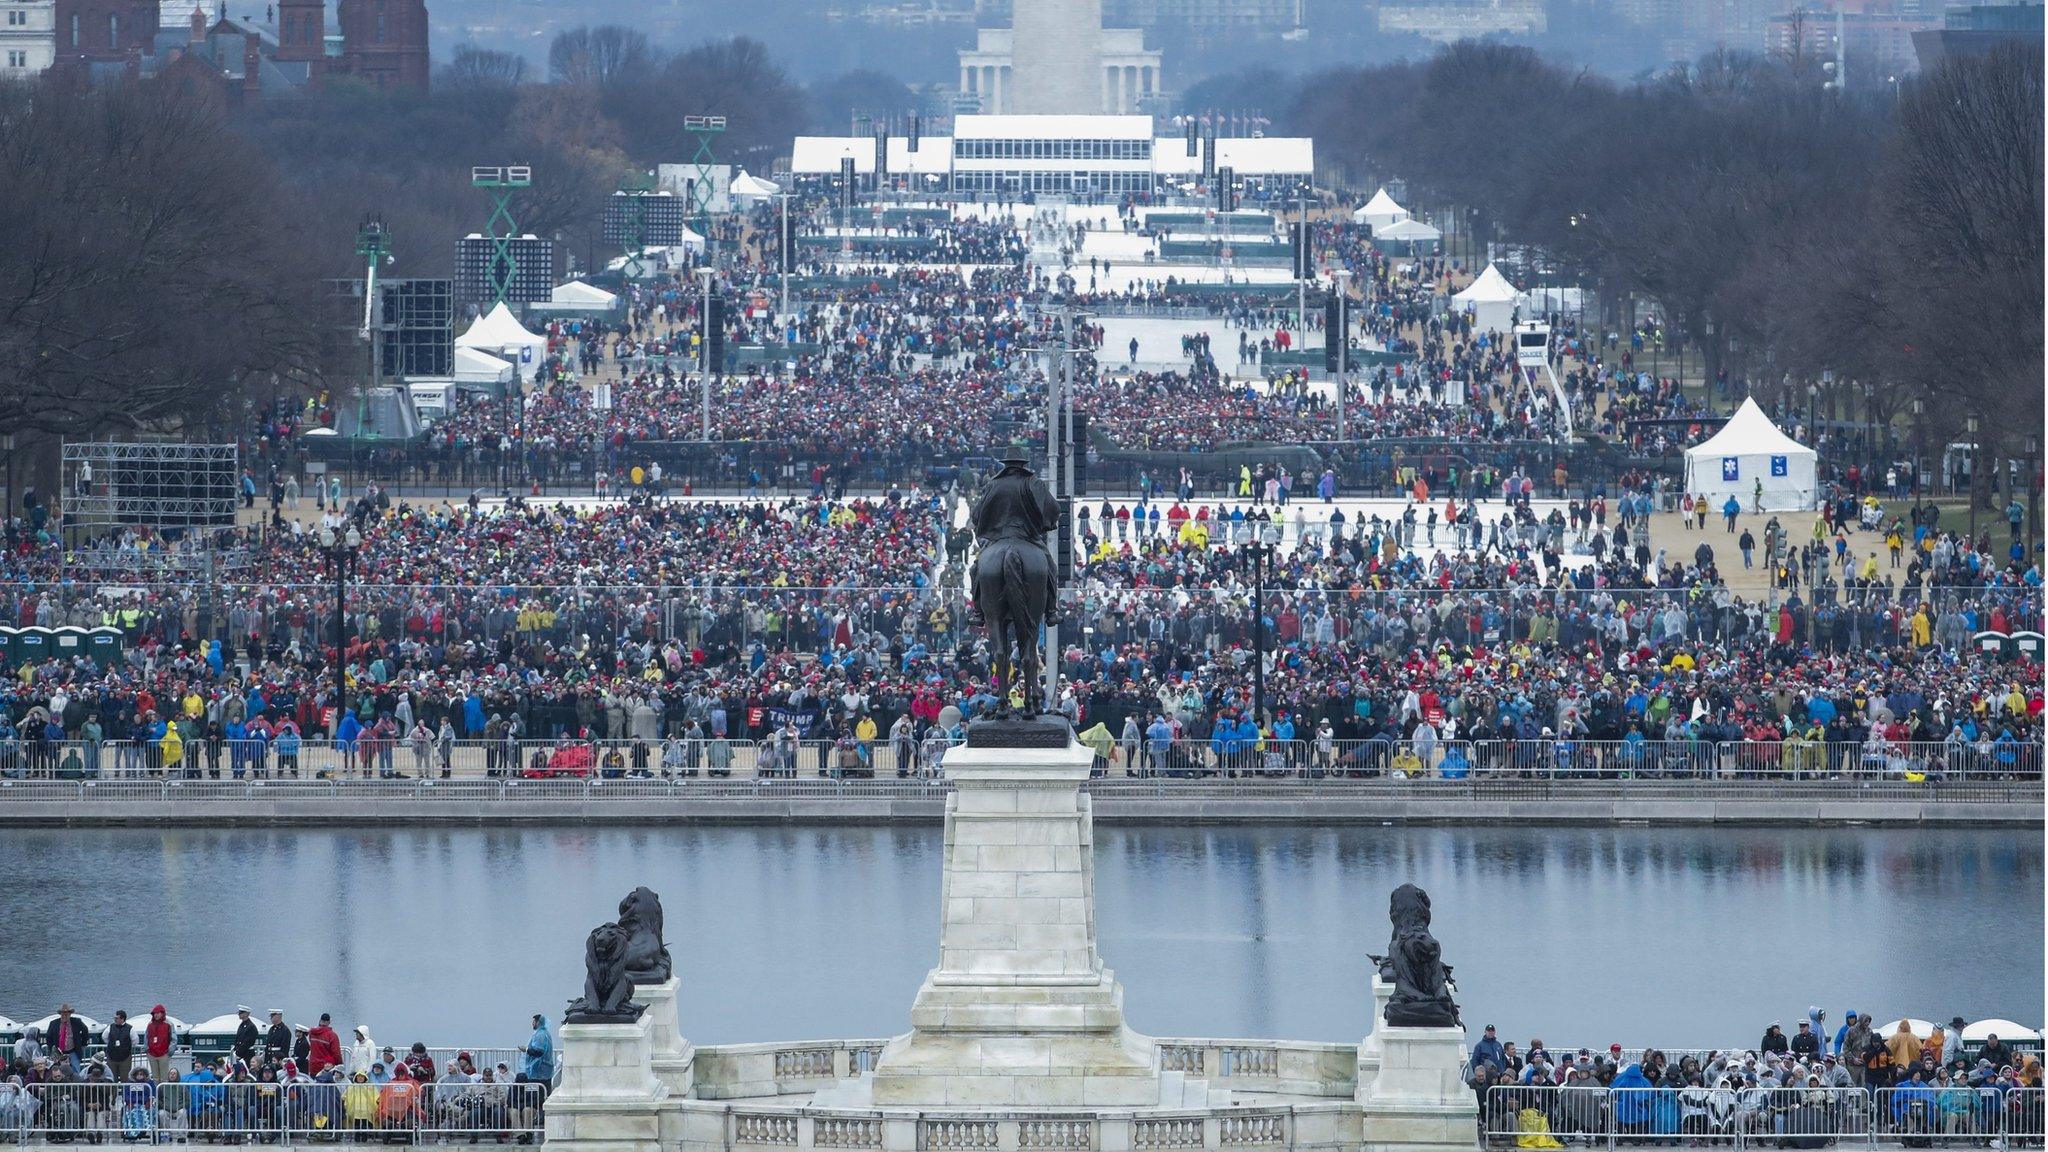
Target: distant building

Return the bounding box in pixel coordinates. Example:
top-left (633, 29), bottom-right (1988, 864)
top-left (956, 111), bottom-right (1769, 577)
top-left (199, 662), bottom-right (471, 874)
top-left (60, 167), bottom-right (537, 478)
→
top-left (1376, 0), bottom-right (1545, 42)
top-left (979, 0), bottom-right (1297, 28)
top-left (1768, 1), bottom-right (1937, 82)
top-left (57, 0), bottom-right (424, 93)
top-left (792, 113), bottom-right (1312, 196)
top-left (51, 0), bottom-right (155, 68)
top-left (1913, 0), bottom-right (2043, 66)
top-left (0, 0), bottom-right (56, 74)
top-left (959, 0), bottom-right (1163, 115)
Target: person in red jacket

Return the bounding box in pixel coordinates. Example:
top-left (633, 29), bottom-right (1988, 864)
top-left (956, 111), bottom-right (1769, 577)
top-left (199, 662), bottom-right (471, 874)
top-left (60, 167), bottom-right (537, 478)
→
top-left (305, 1013), bottom-right (345, 1076)
top-left (145, 1005), bottom-right (175, 1082)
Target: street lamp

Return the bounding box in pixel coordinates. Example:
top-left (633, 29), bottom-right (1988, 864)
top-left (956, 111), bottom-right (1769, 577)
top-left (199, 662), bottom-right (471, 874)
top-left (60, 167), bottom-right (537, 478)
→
top-left (1966, 414), bottom-right (1980, 537)
top-left (1333, 268), bottom-right (1352, 442)
top-left (1244, 538), bottom-right (1274, 727)
top-left (2026, 433), bottom-right (2041, 556)
top-left (1806, 382), bottom-right (1819, 446)
top-left (1910, 397), bottom-right (1925, 515)
top-left (320, 524), bottom-right (364, 734)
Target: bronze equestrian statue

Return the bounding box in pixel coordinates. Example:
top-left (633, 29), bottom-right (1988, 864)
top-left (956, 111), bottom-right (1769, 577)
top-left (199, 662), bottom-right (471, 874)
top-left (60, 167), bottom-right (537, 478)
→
top-left (970, 445), bottom-right (1060, 715)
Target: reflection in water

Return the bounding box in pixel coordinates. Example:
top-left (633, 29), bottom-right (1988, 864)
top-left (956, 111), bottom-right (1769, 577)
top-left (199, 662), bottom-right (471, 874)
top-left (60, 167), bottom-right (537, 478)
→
top-left (0, 826), bottom-right (2035, 1047)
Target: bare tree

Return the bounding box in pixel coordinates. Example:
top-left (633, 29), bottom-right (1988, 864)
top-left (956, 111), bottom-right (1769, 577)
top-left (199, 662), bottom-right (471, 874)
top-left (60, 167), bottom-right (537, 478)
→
top-left (0, 76), bottom-right (326, 438)
top-left (443, 45), bottom-right (529, 90)
top-left (548, 25), bottom-right (656, 89)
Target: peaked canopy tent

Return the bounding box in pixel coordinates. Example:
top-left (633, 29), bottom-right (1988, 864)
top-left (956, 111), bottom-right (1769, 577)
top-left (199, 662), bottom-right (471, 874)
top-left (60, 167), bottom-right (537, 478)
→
top-left (730, 170), bottom-right (781, 203)
top-left (456, 302), bottom-right (547, 381)
top-left (1371, 217), bottom-right (1442, 254)
top-left (1352, 187), bottom-right (1408, 231)
top-left (452, 346), bottom-right (513, 385)
top-left (1682, 398), bottom-right (1818, 512)
top-left (549, 280), bottom-right (619, 309)
top-left (1450, 262), bottom-right (1520, 335)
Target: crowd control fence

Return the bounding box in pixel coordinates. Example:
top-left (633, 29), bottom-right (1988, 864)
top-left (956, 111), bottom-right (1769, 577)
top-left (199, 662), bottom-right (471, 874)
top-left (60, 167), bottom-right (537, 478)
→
top-left (8, 1080), bottom-right (547, 1144)
top-left (1483, 1085), bottom-right (2045, 1150)
top-left (5, 737), bottom-right (2036, 791)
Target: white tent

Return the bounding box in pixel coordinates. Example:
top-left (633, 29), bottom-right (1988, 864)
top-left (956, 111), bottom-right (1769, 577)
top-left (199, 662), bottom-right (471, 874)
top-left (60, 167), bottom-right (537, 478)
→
top-left (1374, 217), bottom-right (1441, 244)
top-left (549, 281), bottom-right (618, 311)
top-left (455, 302), bottom-right (547, 381)
top-left (1682, 397), bottom-right (1818, 512)
top-left (730, 169), bottom-right (780, 201)
top-left (1352, 186), bottom-right (1408, 231)
top-left (1451, 262), bottom-right (1520, 335)
top-left (1960, 1018), bottom-right (2041, 1042)
top-left (452, 346), bottom-right (513, 385)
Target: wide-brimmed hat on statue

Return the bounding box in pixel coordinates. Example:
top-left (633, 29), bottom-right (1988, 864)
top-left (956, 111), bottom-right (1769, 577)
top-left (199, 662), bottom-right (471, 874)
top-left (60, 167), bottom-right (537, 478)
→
top-left (999, 445), bottom-right (1031, 466)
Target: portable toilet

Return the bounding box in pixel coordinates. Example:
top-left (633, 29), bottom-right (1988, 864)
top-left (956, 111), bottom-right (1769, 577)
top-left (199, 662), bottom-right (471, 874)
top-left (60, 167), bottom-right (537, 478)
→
top-left (2012, 631), bottom-right (2045, 663)
top-left (1973, 630), bottom-right (2008, 659)
top-left (10, 627), bottom-right (51, 668)
top-left (0, 626), bottom-right (18, 668)
top-left (0, 1015), bottom-right (20, 1045)
top-left (118, 1010), bottom-right (191, 1057)
top-left (51, 625), bottom-right (88, 663)
top-left (1961, 1018), bottom-right (2044, 1059)
top-left (24, 1012), bottom-right (104, 1049)
top-left (87, 626), bottom-right (123, 669)
top-left (185, 1012), bottom-right (247, 1063)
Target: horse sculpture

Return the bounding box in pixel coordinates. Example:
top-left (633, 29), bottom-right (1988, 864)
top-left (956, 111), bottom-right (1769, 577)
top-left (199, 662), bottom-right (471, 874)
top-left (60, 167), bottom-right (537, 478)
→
top-left (969, 447), bottom-right (1060, 715)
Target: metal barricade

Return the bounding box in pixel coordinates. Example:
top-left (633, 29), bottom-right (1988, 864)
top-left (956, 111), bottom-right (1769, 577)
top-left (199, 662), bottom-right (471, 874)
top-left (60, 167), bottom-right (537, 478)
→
top-left (417, 1080), bottom-right (547, 1141)
top-left (2007, 1087), bottom-right (2045, 1146)
top-left (1747, 1087), bottom-right (1870, 1147)
top-left (150, 1079), bottom-right (289, 1142)
top-left (1873, 1086), bottom-right (2005, 1146)
top-left (24, 1081), bottom-right (130, 1143)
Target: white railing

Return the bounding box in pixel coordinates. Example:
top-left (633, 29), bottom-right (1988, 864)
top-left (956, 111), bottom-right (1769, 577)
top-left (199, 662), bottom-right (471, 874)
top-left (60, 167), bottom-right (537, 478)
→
top-left (1483, 1084), bottom-right (2048, 1149)
top-left (10, 1080), bottom-right (545, 1144)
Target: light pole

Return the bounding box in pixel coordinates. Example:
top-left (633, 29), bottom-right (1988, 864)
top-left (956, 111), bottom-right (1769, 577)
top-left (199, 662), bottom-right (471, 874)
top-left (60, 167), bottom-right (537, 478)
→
top-left (1245, 539), bottom-right (1272, 726)
top-left (775, 191), bottom-right (795, 322)
top-left (1966, 414), bottom-right (1980, 539)
top-left (1333, 268), bottom-right (1352, 443)
top-left (699, 266), bottom-right (717, 442)
top-left (1910, 397), bottom-right (1925, 517)
top-left (2025, 433), bottom-right (2040, 557)
top-left (1861, 381), bottom-right (1875, 475)
top-left (320, 524), bottom-right (363, 733)
top-left (1295, 186), bottom-right (1309, 337)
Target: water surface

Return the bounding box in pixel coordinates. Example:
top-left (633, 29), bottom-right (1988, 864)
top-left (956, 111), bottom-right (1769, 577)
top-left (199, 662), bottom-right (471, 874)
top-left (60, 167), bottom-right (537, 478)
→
top-left (0, 826), bottom-right (2036, 1049)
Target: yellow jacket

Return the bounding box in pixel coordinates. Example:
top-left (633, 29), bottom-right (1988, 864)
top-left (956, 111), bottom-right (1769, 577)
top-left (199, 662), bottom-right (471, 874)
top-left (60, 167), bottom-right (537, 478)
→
top-left (343, 1081), bottom-right (379, 1123)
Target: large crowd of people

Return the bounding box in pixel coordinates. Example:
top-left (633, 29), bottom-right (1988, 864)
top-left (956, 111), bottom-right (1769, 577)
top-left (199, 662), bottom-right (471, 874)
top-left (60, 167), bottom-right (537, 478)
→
top-left (1469, 1014), bottom-right (2043, 1147)
top-left (0, 197), bottom-right (2037, 786)
top-left (1, 1005), bottom-right (554, 1141)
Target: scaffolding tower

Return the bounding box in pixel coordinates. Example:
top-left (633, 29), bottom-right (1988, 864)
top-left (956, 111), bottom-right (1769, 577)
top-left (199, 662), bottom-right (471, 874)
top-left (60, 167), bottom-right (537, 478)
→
top-left (63, 442), bottom-right (240, 529)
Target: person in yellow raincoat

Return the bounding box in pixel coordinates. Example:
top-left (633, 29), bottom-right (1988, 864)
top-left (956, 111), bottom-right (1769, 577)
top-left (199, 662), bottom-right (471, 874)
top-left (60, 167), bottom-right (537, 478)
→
top-left (1517, 1107), bottom-right (1565, 1148)
top-left (159, 723), bottom-right (185, 776)
top-left (342, 1072), bottom-right (379, 1133)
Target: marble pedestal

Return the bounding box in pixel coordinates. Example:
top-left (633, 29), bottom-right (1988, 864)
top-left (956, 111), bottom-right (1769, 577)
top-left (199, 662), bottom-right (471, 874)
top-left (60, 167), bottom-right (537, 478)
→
top-left (1353, 974), bottom-right (1396, 1096)
top-left (634, 977), bottom-right (697, 1098)
top-left (1359, 1025), bottom-right (1478, 1152)
top-left (543, 1014), bottom-right (669, 1152)
top-left (871, 738), bottom-right (1159, 1108)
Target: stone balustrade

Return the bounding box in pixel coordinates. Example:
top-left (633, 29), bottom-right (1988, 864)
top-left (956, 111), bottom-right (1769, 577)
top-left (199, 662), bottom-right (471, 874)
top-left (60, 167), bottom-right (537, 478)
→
top-left (700, 1105), bottom-right (1358, 1152)
top-left (693, 1040), bottom-right (896, 1099)
top-left (1148, 1038), bottom-right (1360, 1097)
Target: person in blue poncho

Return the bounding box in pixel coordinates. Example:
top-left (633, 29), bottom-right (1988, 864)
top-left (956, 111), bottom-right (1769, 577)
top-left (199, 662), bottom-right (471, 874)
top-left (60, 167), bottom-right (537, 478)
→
top-left (1612, 1063), bottom-right (1680, 1137)
top-left (1889, 1069), bottom-right (1935, 1133)
top-left (520, 1014), bottom-right (555, 1087)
